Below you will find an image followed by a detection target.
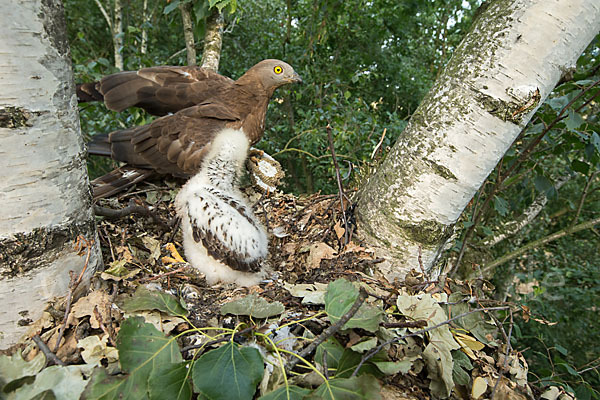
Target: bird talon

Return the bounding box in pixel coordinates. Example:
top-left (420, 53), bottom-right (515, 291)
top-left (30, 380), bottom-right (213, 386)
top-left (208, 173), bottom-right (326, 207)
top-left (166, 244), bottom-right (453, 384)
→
top-left (162, 243), bottom-right (186, 266)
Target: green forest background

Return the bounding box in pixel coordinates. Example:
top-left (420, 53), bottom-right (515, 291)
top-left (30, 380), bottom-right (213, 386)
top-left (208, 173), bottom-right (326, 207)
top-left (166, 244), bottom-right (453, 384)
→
top-left (64, 0), bottom-right (600, 396)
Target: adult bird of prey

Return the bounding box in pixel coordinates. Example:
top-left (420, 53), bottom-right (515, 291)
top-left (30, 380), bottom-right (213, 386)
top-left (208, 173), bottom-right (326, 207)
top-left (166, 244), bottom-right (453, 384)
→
top-left (80, 59), bottom-right (302, 198)
top-left (175, 128), bottom-right (268, 286)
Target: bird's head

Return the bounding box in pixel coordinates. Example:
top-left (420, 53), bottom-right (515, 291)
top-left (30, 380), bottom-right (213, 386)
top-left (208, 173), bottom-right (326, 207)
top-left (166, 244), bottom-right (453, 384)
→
top-left (240, 59), bottom-right (302, 95)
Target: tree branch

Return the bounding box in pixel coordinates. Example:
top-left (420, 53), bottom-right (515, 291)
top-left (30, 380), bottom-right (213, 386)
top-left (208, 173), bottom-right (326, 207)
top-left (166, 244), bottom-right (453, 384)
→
top-left (286, 287), bottom-right (368, 373)
top-left (93, 0), bottom-right (112, 30)
top-left (483, 173), bottom-right (572, 247)
top-left (483, 216), bottom-right (600, 272)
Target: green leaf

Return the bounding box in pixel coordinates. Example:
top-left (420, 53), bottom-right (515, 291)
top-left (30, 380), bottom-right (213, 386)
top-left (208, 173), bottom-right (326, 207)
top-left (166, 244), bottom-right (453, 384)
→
top-left (0, 351), bottom-right (45, 389)
top-left (451, 350), bottom-right (473, 386)
top-left (258, 385), bottom-right (311, 400)
top-left (493, 196), bottom-right (509, 217)
top-left (10, 365), bottom-right (91, 400)
top-left (192, 342), bottom-right (263, 400)
top-left (83, 317), bottom-right (184, 399)
top-left (148, 362), bottom-right (192, 400)
top-left (220, 294), bottom-right (285, 318)
top-left (590, 132), bottom-right (600, 153)
top-left (308, 375), bottom-right (382, 400)
top-left (335, 349), bottom-right (382, 378)
top-left (163, 0), bottom-right (180, 14)
top-left (350, 337), bottom-right (378, 353)
top-left (565, 109), bottom-right (585, 130)
top-left (81, 368), bottom-right (127, 400)
top-left (571, 159), bottom-right (590, 174)
top-left (372, 359), bottom-right (415, 375)
top-left (119, 286), bottom-right (188, 317)
top-left (555, 344), bottom-right (568, 356)
top-left (533, 175), bottom-right (553, 194)
top-left (546, 95), bottom-right (568, 111)
top-left (324, 279), bottom-right (383, 332)
top-left (344, 90), bottom-right (351, 100)
top-left (315, 337), bottom-right (345, 370)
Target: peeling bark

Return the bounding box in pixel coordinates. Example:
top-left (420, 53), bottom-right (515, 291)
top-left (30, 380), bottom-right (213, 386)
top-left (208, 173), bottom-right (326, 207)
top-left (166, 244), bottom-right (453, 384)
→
top-left (356, 0), bottom-right (600, 281)
top-left (0, 0), bottom-right (102, 348)
top-left (200, 8), bottom-right (224, 72)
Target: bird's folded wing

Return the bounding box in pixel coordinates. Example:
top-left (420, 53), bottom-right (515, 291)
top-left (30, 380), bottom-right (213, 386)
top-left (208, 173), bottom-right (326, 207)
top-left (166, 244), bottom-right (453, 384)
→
top-left (120, 102), bottom-right (242, 176)
top-left (98, 66), bottom-right (235, 115)
top-left (185, 189), bottom-right (265, 273)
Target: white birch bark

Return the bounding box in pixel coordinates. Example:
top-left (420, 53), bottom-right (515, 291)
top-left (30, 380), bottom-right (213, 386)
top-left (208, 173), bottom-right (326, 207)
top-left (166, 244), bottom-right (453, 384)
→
top-left (200, 8), bottom-right (224, 72)
top-left (113, 0), bottom-right (124, 70)
top-left (141, 0), bottom-right (148, 55)
top-left (356, 0), bottom-right (600, 281)
top-left (0, 0), bottom-right (102, 349)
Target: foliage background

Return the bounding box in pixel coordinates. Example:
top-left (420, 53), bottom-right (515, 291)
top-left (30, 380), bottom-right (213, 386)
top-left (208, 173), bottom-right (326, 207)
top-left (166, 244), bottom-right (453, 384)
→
top-left (64, 0), bottom-right (600, 396)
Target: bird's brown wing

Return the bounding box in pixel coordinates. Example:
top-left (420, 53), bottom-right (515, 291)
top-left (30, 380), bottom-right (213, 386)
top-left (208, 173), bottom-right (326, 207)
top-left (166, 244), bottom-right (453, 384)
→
top-left (90, 101), bottom-right (243, 177)
top-left (80, 66), bottom-right (235, 116)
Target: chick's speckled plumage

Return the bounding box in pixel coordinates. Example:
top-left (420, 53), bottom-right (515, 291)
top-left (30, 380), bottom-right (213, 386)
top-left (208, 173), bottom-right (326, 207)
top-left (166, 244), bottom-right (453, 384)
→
top-left (175, 128), bottom-right (268, 286)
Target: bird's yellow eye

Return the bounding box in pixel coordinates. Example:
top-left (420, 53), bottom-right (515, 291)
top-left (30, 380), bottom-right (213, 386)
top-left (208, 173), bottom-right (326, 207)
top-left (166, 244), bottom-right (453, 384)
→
top-left (273, 65), bottom-right (283, 74)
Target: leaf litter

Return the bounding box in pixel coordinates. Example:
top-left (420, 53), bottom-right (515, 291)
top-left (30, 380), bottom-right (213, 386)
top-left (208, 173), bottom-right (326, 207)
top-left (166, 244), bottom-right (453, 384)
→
top-left (1, 182), bottom-right (535, 399)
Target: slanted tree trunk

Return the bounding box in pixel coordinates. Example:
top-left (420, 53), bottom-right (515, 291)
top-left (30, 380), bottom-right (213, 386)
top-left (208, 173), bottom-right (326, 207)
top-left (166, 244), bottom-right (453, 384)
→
top-left (180, 1), bottom-right (196, 66)
top-left (0, 0), bottom-right (102, 349)
top-left (355, 0), bottom-right (600, 281)
top-left (200, 8), bottom-right (224, 72)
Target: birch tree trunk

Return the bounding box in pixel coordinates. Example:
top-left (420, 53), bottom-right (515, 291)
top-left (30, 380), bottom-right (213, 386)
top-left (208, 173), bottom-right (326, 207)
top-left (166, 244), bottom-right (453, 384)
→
top-left (0, 0), bottom-right (102, 349)
top-left (355, 0), bottom-right (600, 281)
top-left (113, 0), bottom-right (124, 70)
top-left (200, 8), bottom-right (224, 72)
top-left (180, 2), bottom-right (197, 66)
top-left (92, 0), bottom-right (123, 70)
top-left (140, 0), bottom-right (148, 55)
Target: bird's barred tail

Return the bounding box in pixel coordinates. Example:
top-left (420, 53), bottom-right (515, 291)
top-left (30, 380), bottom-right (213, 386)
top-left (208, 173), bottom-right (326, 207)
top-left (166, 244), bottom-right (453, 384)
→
top-left (91, 166), bottom-right (155, 199)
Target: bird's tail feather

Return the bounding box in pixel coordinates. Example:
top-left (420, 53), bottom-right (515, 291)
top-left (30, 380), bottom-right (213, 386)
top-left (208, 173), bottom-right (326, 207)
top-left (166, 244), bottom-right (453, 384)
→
top-left (76, 82), bottom-right (103, 103)
top-left (87, 133), bottom-right (111, 156)
top-left (91, 166), bottom-right (155, 199)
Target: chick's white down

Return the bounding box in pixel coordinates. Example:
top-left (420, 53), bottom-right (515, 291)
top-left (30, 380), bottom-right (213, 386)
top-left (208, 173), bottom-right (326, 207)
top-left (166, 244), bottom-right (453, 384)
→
top-left (175, 128), bottom-right (268, 286)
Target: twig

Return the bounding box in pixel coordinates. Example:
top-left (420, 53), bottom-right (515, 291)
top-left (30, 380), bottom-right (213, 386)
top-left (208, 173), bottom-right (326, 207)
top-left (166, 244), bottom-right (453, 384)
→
top-left (139, 265), bottom-right (187, 282)
top-left (93, 305), bottom-right (117, 347)
top-left (167, 216), bottom-right (181, 244)
top-left (351, 306), bottom-right (509, 377)
top-left (417, 245), bottom-right (426, 276)
top-left (33, 335), bottom-right (66, 366)
top-left (94, 199), bottom-right (170, 231)
top-left (326, 124), bottom-right (350, 247)
top-left (382, 320), bottom-right (427, 329)
top-left (370, 128), bottom-right (387, 160)
top-left (286, 287), bottom-right (368, 373)
top-left (53, 236), bottom-right (93, 353)
top-left (181, 326), bottom-right (254, 353)
top-left (491, 310), bottom-right (514, 399)
top-left (571, 171), bottom-right (599, 227)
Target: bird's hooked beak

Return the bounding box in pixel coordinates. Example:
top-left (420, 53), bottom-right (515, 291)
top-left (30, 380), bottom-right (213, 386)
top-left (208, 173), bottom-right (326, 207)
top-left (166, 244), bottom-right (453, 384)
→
top-left (289, 72), bottom-right (303, 84)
